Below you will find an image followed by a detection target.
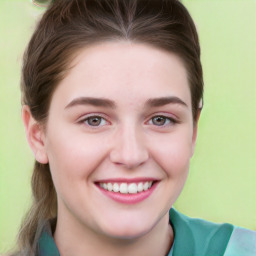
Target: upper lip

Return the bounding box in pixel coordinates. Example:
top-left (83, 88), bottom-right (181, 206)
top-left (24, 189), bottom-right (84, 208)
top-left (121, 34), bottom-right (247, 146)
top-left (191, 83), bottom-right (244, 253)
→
top-left (95, 177), bottom-right (159, 183)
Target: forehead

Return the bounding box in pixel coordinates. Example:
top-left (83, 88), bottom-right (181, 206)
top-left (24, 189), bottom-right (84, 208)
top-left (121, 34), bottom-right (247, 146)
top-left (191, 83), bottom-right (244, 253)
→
top-left (52, 41), bottom-right (191, 109)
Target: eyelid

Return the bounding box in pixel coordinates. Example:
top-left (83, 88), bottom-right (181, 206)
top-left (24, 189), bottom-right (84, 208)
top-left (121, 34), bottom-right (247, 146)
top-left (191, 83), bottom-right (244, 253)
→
top-left (145, 112), bottom-right (179, 127)
top-left (77, 113), bottom-right (111, 125)
top-left (145, 112), bottom-right (178, 122)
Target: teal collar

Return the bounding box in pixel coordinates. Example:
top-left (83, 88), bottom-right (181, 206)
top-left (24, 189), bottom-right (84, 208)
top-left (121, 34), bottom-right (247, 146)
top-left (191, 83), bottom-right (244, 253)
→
top-left (169, 208), bottom-right (234, 256)
top-left (37, 208), bottom-right (234, 256)
top-left (38, 229), bottom-right (60, 256)
top-left (38, 219), bottom-right (60, 256)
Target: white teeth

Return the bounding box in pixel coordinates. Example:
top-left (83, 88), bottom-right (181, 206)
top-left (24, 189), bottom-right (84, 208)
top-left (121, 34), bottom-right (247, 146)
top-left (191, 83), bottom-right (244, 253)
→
top-left (143, 182), bottom-right (149, 191)
top-left (137, 182), bottom-right (143, 192)
top-left (99, 181), bottom-right (154, 194)
top-left (113, 183), bottom-right (119, 192)
top-left (107, 183), bottom-right (112, 191)
top-left (120, 183), bottom-right (128, 194)
top-left (128, 183), bottom-right (137, 194)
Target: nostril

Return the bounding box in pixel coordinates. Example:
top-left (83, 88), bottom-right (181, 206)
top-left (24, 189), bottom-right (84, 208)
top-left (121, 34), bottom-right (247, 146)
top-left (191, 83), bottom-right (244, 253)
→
top-left (108, 128), bottom-right (149, 169)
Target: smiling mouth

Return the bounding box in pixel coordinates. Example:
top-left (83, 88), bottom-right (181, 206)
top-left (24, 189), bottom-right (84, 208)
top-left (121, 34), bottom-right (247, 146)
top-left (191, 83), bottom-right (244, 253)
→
top-left (98, 181), bottom-right (154, 194)
top-left (94, 179), bottom-right (158, 204)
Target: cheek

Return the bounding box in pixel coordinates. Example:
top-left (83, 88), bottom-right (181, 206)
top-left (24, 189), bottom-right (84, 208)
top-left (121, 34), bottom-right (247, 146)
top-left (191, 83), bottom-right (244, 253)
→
top-left (45, 128), bottom-right (109, 188)
top-left (149, 130), bottom-right (193, 177)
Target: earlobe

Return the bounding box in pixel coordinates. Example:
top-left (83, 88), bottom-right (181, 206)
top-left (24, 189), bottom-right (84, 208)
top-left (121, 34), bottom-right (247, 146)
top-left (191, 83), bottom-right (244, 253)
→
top-left (22, 105), bottom-right (49, 164)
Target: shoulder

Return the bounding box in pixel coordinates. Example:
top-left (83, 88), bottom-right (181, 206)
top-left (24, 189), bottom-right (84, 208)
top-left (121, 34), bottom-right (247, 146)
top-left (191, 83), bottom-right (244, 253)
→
top-left (169, 208), bottom-right (256, 256)
top-left (224, 226), bottom-right (256, 256)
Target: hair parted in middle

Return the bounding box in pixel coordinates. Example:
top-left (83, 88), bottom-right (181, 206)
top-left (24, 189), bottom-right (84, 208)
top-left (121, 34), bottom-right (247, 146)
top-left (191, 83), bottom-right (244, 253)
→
top-left (22, 0), bottom-right (203, 123)
top-left (17, 0), bottom-right (203, 253)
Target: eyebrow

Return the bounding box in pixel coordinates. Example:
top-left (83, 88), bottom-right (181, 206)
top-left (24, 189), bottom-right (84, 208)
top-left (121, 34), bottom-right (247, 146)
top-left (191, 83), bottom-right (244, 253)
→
top-left (145, 96), bottom-right (188, 108)
top-left (65, 96), bottom-right (187, 110)
top-left (65, 97), bottom-right (116, 109)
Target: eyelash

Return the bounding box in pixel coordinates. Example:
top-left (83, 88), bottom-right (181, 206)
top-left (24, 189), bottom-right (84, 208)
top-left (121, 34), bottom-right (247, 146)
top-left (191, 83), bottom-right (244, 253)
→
top-left (78, 114), bottom-right (110, 128)
top-left (147, 115), bottom-right (178, 127)
top-left (78, 114), bottom-right (178, 128)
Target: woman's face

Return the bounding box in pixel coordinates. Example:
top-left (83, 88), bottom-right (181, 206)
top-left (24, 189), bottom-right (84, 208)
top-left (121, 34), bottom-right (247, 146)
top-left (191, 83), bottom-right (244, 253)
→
top-left (36, 42), bottom-right (197, 239)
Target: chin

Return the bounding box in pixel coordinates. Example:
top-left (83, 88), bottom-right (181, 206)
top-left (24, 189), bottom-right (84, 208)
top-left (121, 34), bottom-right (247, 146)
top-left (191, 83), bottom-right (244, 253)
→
top-left (99, 216), bottom-right (156, 240)
top-left (104, 227), bottom-right (151, 240)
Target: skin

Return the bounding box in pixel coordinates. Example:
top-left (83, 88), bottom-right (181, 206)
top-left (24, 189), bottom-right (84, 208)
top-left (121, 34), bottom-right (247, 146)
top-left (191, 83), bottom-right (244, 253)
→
top-left (23, 41), bottom-right (199, 256)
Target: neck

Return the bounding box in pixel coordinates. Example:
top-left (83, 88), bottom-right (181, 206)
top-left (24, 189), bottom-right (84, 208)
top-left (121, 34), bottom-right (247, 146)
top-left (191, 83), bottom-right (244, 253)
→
top-left (54, 211), bottom-right (173, 256)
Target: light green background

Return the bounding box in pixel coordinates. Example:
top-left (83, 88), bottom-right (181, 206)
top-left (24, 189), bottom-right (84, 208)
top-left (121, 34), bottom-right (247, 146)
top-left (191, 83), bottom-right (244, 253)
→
top-left (0, 0), bottom-right (255, 254)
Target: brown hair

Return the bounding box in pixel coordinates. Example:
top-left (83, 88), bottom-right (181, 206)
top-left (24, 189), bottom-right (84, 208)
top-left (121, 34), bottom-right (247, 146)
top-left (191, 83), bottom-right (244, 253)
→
top-left (14, 0), bottom-right (203, 254)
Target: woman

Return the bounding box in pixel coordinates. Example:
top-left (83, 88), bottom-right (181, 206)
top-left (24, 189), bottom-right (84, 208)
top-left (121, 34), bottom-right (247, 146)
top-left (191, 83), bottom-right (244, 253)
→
top-left (12, 0), bottom-right (256, 255)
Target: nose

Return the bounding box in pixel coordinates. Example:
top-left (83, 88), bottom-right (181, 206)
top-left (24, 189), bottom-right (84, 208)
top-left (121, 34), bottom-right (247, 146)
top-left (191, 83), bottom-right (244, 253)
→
top-left (109, 124), bottom-right (149, 169)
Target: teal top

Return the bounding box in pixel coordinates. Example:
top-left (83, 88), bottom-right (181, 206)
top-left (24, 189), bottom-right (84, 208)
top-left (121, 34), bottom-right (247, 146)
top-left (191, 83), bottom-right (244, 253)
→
top-left (37, 208), bottom-right (256, 256)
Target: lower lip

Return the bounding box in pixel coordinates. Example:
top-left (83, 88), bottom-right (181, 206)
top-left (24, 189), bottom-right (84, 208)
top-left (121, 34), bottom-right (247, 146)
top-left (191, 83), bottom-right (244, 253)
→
top-left (97, 182), bottom-right (158, 204)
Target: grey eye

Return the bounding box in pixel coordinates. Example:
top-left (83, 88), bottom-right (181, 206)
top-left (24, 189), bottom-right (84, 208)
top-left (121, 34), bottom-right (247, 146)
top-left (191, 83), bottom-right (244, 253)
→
top-left (86, 116), bottom-right (105, 126)
top-left (151, 116), bottom-right (169, 126)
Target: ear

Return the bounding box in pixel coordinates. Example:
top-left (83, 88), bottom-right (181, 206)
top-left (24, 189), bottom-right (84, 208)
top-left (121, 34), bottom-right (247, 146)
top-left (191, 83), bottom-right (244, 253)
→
top-left (191, 109), bottom-right (201, 156)
top-left (22, 105), bottom-right (49, 164)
